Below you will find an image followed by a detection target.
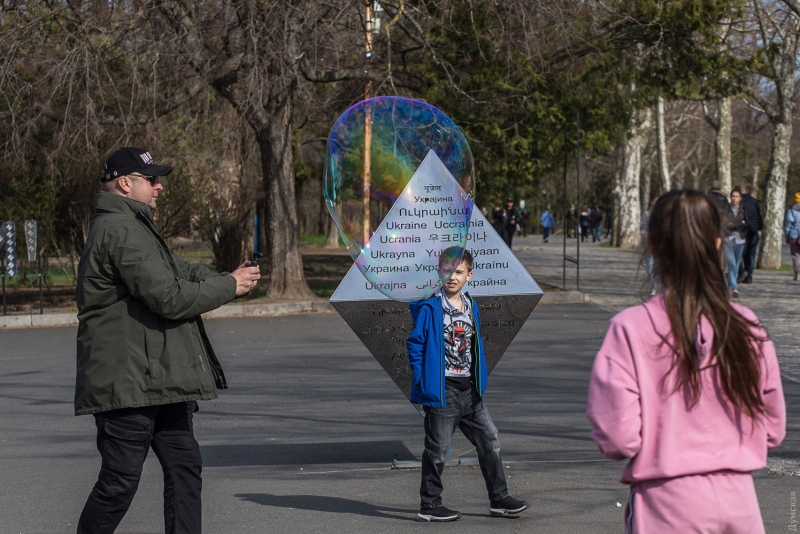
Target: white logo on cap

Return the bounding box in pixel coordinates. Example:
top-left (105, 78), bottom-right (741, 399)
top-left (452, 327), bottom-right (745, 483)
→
top-left (139, 152), bottom-right (154, 165)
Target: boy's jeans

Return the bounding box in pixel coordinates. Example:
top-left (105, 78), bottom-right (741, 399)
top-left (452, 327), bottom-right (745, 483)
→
top-left (420, 385), bottom-right (509, 508)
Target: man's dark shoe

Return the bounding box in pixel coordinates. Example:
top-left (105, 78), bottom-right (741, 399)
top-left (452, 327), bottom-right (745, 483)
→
top-left (743, 275), bottom-right (753, 284)
top-left (418, 506), bottom-right (462, 522)
top-left (490, 496), bottom-right (531, 516)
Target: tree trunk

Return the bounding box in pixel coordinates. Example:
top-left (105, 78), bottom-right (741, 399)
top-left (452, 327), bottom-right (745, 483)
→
top-left (752, 164), bottom-right (760, 193)
top-left (612, 144), bottom-right (623, 246)
top-left (320, 182), bottom-right (340, 247)
top-left (760, 119), bottom-right (793, 269)
top-left (615, 109), bottom-right (648, 248)
top-left (715, 97), bottom-right (732, 194)
top-left (641, 160), bottom-right (651, 216)
top-left (326, 218), bottom-right (340, 248)
top-left (759, 29), bottom-right (797, 270)
top-left (256, 92), bottom-right (315, 300)
top-left (655, 96), bottom-right (671, 192)
top-left (257, 200), bottom-right (268, 253)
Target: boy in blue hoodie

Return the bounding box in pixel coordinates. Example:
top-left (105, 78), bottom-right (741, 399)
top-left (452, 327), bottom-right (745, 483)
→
top-left (407, 247), bottom-right (530, 522)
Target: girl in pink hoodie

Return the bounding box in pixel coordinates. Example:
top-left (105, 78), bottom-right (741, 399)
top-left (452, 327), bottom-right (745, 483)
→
top-left (587, 190), bottom-right (786, 534)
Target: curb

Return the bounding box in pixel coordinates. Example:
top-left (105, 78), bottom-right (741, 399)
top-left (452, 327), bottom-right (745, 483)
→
top-left (0, 293), bottom-right (591, 330)
top-left (0, 300), bottom-right (336, 330)
top-left (538, 291), bottom-right (587, 304)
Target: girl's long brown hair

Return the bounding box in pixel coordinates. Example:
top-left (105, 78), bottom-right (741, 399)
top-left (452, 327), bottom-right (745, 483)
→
top-left (648, 189), bottom-right (766, 420)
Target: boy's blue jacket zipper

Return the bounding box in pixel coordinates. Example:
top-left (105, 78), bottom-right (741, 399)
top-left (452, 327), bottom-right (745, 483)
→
top-left (406, 292), bottom-right (488, 408)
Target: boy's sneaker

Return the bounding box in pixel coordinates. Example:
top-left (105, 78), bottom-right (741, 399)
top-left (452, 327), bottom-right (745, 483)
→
top-left (490, 496), bottom-right (531, 516)
top-left (417, 506), bottom-right (462, 522)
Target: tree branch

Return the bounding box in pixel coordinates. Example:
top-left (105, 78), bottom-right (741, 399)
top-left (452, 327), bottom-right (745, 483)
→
top-left (701, 101), bottom-right (719, 131)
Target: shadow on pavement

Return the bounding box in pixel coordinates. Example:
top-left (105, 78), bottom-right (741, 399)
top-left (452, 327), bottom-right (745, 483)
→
top-left (236, 493), bottom-right (413, 520)
top-left (203, 440), bottom-right (416, 466)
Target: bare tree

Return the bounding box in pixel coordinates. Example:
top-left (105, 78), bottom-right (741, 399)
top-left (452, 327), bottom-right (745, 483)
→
top-left (0, 0), bottom-right (202, 267)
top-left (744, 0), bottom-right (799, 269)
top-left (151, 1), bottom-right (375, 299)
top-left (702, 97), bottom-right (734, 193)
top-left (655, 96), bottom-right (672, 192)
top-left (614, 108), bottom-right (650, 248)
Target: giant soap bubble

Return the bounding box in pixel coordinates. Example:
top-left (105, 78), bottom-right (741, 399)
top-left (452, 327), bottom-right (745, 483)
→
top-left (324, 97), bottom-right (475, 301)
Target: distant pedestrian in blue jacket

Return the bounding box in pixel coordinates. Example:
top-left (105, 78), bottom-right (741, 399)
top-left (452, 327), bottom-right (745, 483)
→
top-left (407, 247), bottom-right (530, 522)
top-left (785, 192), bottom-right (800, 281)
top-left (540, 208), bottom-right (555, 243)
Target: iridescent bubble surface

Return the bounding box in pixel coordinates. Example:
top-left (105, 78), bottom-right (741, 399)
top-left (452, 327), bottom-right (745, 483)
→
top-left (324, 97), bottom-right (475, 300)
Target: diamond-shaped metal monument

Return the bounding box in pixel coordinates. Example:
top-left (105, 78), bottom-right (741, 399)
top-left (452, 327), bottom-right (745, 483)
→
top-left (329, 157), bottom-right (543, 401)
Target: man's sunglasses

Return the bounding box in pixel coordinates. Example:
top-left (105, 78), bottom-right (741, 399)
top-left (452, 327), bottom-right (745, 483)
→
top-left (131, 174), bottom-right (160, 186)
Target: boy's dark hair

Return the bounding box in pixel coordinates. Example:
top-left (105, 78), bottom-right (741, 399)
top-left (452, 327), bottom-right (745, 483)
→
top-left (461, 249), bottom-right (474, 270)
top-left (438, 247), bottom-right (473, 272)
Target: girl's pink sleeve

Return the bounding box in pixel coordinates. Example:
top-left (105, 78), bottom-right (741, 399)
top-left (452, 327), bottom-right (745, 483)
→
top-left (586, 318), bottom-right (642, 461)
top-left (760, 338), bottom-right (786, 448)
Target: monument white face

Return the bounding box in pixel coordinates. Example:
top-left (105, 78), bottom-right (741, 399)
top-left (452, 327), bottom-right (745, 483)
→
top-left (349, 150), bottom-right (471, 301)
top-left (331, 207), bottom-right (542, 302)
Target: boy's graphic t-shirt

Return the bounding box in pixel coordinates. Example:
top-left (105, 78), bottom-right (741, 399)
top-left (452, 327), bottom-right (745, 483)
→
top-left (440, 291), bottom-right (474, 390)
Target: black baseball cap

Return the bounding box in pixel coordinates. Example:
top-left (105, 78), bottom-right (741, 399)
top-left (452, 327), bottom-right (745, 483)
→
top-left (101, 147), bottom-right (172, 182)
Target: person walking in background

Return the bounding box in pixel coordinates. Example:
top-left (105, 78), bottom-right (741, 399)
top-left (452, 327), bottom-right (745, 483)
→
top-left (540, 207), bottom-right (555, 243)
top-left (726, 188), bottom-right (748, 297)
top-left (708, 181), bottom-right (739, 297)
top-left (587, 189), bottom-right (785, 534)
top-left (738, 184), bottom-right (763, 284)
top-left (578, 204), bottom-right (591, 242)
top-left (567, 204), bottom-right (577, 238)
top-left (481, 206), bottom-right (488, 218)
top-left (640, 197), bottom-right (658, 294)
top-left (491, 205), bottom-right (505, 236)
top-left (707, 180), bottom-right (728, 208)
top-left (589, 206), bottom-right (603, 242)
top-left (519, 199), bottom-right (528, 237)
top-left (502, 198), bottom-right (521, 248)
top-left (785, 192), bottom-right (800, 281)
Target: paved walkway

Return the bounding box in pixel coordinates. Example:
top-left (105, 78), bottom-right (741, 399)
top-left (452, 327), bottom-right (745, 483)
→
top-left (2, 308), bottom-right (798, 533)
top-left (513, 234), bottom-right (800, 383)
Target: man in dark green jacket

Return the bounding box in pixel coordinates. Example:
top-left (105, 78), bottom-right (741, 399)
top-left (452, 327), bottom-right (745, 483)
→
top-left (75, 147), bottom-right (261, 534)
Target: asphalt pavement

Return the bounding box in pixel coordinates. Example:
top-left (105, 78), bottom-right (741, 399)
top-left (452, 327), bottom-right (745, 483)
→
top-left (1, 304), bottom-right (799, 533)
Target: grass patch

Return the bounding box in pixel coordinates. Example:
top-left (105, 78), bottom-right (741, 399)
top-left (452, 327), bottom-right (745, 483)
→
top-left (299, 233), bottom-right (345, 247)
top-left (303, 254), bottom-right (352, 297)
top-left (248, 287), bottom-right (266, 299)
top-left (3, 266), bottom-right (75, 288)
top-left (303, 255), bottom-right (352, 275)
top-left (307, 280), bottom-right (341, 298)
top-left (300, 234), bottom-right (327, 247)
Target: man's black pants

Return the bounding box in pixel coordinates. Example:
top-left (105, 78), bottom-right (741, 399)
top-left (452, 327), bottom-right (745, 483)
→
top-left (77, 401), bottom-right (202, 534)
top-left (739, 235), bottom-right (759, 281)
